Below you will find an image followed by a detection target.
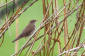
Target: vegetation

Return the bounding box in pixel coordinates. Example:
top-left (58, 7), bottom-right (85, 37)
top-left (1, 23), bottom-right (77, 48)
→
top-left (0, 0), bottom-right (85, 56)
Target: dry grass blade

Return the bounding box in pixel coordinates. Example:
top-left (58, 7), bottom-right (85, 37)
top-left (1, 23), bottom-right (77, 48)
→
top-left (58, 44), bottom-right (84, 56)
top-left (62, 3), bottom-right (82, 51)
top-left (12, 0), bottom-right (83, 56)
top-left (0, 0), bottom-right (85, 56)
top-left (0, 0), bottom-right (13, 8)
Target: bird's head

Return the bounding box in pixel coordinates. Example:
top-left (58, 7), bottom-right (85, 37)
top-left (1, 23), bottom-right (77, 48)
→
top-left (30, 19), bottom-right (37, 24)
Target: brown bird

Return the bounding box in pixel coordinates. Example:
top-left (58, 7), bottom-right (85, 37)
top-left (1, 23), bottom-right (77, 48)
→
top-left (12, 20), bottom-right (37, 42)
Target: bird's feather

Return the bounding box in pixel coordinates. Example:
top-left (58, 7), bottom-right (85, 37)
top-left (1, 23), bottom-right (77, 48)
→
top-left (12, 22), bottom-right (35, 43)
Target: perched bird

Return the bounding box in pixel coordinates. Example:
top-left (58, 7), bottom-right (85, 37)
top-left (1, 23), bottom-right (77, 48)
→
top-left (12, 19), bottom-right (37, 42)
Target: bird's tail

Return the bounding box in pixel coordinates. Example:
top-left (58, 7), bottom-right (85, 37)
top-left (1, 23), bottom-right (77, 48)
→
top-left (12, 35), bottom-right (22, 43)
top-left (12, 38), bottom-right (19, 43)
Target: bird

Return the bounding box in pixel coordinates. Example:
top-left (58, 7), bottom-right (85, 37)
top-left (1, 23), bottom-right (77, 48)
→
top-left (12, 19), bottom-right (37, 43)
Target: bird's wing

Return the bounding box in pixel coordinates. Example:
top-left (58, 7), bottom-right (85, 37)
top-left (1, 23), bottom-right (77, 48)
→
top-left (12, 23), bottom-right (35, 43)
top-left (21, 24), bottom-right (35, 37)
